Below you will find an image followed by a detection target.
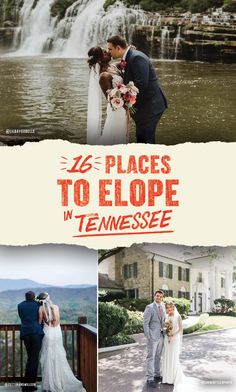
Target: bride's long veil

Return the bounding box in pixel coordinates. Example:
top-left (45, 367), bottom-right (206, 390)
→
top-left (87, 63), bottom-right (102, 144)
top-left (174, 306), bottom-right (183, 352)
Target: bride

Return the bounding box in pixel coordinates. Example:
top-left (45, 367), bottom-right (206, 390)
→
top-left (37, 292), bottom-right (86, 392)
top-left (162, 301), bottom-right (205, 392)
top-left (86, 46), bottom-right (128, 145)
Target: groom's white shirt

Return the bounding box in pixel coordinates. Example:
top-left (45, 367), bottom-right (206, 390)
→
top-left (122, 46), bottom-right (131, 61)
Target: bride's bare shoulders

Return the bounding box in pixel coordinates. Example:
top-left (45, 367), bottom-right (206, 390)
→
top-left (99, 72), bottom-right (113, 97)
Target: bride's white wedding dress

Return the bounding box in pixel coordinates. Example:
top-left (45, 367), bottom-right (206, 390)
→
top-left (162, 311), bottom-right (206, 392)
top-left (162, 312), bottom-right (184, 389)
top-left (87, 64), bottom-right (128, 145)
top-left (40, 322), bottom-right (85, 392)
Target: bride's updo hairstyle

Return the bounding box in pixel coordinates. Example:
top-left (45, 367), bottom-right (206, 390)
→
top-left (87, 47), bottom-right (104, 68)
top-left (37, 292), bottom-right (49, 305)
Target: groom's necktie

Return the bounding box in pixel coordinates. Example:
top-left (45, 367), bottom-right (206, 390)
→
top-left (158, 305), bottom-right (163, 321)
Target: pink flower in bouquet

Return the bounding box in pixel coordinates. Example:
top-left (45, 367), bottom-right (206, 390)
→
top-left (119, 85), bottom-right (128, 94)
top-left (111, 97), bottom-right (124, 109)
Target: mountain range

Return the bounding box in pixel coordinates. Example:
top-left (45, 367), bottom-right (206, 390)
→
top-left (0, 278), bottom-right (95, 292)
top-left (0, 281), bottom-right (97, 327)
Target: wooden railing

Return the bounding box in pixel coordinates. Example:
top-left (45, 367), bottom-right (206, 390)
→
top-left (0, 317), bottom-right (97, 392)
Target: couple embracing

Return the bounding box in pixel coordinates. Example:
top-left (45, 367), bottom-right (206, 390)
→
top-left (18, 291), bottom-right (85, 392)
top-left (87, 35), bottom-right (167, 145)
top-left (144, 290), bottom-right (184, 391)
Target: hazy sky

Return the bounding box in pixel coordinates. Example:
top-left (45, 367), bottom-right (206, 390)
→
top-left (0, 245), bottom-right (97, 286)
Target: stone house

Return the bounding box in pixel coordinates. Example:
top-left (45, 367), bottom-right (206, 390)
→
top-left (99, 244), bottom-right (236, 313)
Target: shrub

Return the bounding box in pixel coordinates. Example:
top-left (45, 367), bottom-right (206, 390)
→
top-left (99, 302), bottom-right (129, 347)
top-left (124, 310), bottom-right (144, 334)
top-left (116, 298), bottom-right (150, 312)
top-left (208, 311), bottom-right (236, 317)
top-left (116, 297), bottom-right (190, 316)
top-left (105, 332), bottom-right (135, 347)
top-left (198, 324), bottom-right (222, 332)
top-left (99, 289), bottom-right (126, 302)
top-left (183, 313), bottom-right (209, 334)
top-left (164, 297), bottom-right (190, 316)
top-left (213, 298), bottom-right (235, 313)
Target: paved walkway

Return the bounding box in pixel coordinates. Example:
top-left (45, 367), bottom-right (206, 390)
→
top-left (99, 329), bottom-right (236, 392)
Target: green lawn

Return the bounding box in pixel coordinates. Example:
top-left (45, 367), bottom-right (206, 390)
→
top-left (205, 315), bottom-right (236, 329)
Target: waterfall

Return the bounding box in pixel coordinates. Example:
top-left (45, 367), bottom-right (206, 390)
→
top-left (8, 0), bottom-right (151, 57)
top-left (14, 0), bottom-right (57, 55)
top-left (58, 0), bottom-right (149, 58)
top-left (173, 25), bottom-right (181, 60)
top-left (160, 26), bottom-right (170, 60)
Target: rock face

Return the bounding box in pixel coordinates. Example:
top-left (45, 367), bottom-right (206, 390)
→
top-left (132, 18), bottom-right (236, 63)
top-left (0, 27), bottom-right (15, 50)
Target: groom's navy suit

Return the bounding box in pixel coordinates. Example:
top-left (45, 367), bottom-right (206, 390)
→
top-left (18, 300), bottom-right (44, 391)
top-left (123, 48), bottom-right (167, 143)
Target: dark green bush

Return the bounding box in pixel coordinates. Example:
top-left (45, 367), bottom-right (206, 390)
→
top-left (99, 302), bottom-right (129, 347)
top-left (105, 332), bottom-right (135, 347)
top-left (208, 311), bottom-right (236, 317)
top-left (213, 298), bottom-right (235, 313)
top-left (116, 298), bottom-right (150, 311)
top-left (99, 289), bottom-right (126, 303)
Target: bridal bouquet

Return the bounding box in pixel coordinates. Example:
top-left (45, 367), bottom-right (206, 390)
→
top-left (164, 320), bottom-right (173, 343)
top-left (107, 81), bottom-right (139, 113)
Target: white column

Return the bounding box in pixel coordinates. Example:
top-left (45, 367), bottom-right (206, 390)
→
top-left (225, 270), bottom-right (232, 299)
top-left (210, 264), bottom-right (216, 308)
top-left (215, 266), bottom-right (221, 299)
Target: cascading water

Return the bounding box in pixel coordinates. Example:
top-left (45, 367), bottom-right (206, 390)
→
top-left (173, 26), bottom-right (181, 60)
top-left (57, 0), bottom-right (150, 57)
top-left (14, 0), bottom-right (57, 55)
top-left (160, 26), bottom-right (170, 60)
top-left (8, 0), bottom-right (152, 58)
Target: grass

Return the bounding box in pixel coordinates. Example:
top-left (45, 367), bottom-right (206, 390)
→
top-left (198, 324), bottom-right (222, 332)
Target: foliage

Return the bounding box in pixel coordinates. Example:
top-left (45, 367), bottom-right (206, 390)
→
top-left (116, 297), bottom-right (190, 316)
top-left (116, 298), bottom-right (150, 311)
top-left (104, 0), bottom-right (228, 13)
top-left (197, 323), bottom-right (222, 332)
top-left (105, 332), bottom-right (135, 347)
top-left (164, 297), bottom-right (190, 316)
top-left (183, 313), bottom-right (209, 334)
top-left (223, 0), bottom-right (236, 12)
top-left (50, 0), bottom-right (75, 20)
top-left (208, 311), bottom-right (236, 317)
top-left (0, 0), bottom-right (21, 25)
top-left (213, 298), bottom-right (235, 313)
top-left (99, 302), bottom-right (129, 346)
top-left (99, 289), bottom-right (126, 302)
top-left (0, 286), bottom-right (97, 327)
top-left (124, 310), bottom-right (144, 334)
top-left (98, 247), bottom-right (124, 263)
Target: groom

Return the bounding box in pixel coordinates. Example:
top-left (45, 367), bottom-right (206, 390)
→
top-left (107, 35), bottom-right (167, 144)
top-left (143, 289), bottom-right (166, 388)
top-left (18, 291), bottom-right (44, 392)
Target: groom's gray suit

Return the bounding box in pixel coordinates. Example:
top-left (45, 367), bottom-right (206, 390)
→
top-left (143, 301), bottom-right (166, 381)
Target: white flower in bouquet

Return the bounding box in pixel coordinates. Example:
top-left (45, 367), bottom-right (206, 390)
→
top-left (111, 97), bottom-right (124, 109)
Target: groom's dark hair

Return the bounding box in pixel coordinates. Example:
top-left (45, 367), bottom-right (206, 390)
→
top-left (154, 289), bottom-right (164, 296)
top-left (25, 291), bottom-right (35, 301)
top-left (107, 35), bottom-right (127, 49)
